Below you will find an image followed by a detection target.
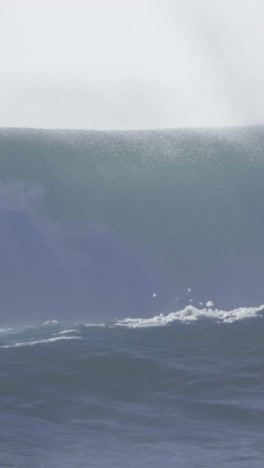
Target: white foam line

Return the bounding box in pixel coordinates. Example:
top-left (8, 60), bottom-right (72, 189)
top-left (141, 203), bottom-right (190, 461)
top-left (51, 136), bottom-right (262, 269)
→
top-left (58, 329), bottom-right (78, 334)
top-left (115, 304), bottom-right (264, 328)
top-left (83, 323), bottom-right (105, 327)
top-left (0, 335), bottom-right (82, 349)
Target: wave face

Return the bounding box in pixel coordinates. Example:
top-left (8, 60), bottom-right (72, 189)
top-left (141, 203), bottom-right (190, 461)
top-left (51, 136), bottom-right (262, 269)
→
top-left (1, 315), bottom-right (264, 467)
top-left (0, 126), bottom-right (264, 323)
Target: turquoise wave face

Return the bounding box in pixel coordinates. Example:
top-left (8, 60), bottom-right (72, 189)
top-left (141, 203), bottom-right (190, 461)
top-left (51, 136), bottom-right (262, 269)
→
top-left (0, 126), bottom-right (264, 324)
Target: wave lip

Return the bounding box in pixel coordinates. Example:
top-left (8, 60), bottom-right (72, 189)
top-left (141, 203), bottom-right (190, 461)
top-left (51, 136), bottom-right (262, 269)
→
top-left (115, 304), bottom-right (264, 328)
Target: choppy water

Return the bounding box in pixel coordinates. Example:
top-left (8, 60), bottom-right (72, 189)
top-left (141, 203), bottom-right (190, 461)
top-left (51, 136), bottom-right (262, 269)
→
top-left (0, 308), bottom-right (264, 467)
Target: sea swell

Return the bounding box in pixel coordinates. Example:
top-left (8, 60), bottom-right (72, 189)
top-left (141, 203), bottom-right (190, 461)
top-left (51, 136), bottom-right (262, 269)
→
top-left (0, 308), bottom-right (264, 467)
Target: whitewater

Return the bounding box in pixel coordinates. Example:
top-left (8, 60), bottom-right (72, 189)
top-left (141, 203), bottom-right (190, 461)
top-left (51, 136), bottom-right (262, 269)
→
top-left (1, 126), bottom-right (264, 466)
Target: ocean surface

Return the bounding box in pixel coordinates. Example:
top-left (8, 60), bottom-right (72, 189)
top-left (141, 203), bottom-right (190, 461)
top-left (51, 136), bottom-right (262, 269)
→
top-left (0, 126), bottom-right (264, 466)
top-left (1, 311), bottom-right (264, 468)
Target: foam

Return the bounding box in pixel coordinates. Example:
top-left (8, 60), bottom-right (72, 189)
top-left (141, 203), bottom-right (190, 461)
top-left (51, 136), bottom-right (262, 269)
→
top-left (0, 335), bottom-right (81, 349)
top-left (42, 320), bottom-right (59, 326)
top-left (115, 304), bottom-right (264, 328)
top-left (83, 323), bottom-right (104, 327)
top-left (58, 329), bottom-right (78, 334)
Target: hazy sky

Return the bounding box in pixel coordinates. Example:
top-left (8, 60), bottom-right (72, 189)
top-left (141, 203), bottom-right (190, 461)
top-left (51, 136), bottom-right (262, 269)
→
top-left (1, 0), bottom-right (264, 129)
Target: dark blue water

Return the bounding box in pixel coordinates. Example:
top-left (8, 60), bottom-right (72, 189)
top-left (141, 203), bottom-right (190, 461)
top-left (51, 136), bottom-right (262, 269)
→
top-left (1, 310), bottom-right (264, 467)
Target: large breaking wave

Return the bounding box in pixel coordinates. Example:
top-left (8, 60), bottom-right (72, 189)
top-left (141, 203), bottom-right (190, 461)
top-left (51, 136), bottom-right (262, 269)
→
top-left (0, 126), bottom-right (264, 325)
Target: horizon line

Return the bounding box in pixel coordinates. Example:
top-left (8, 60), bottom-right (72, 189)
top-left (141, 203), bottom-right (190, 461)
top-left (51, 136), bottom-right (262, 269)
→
top-left (1, 123), bottom-right (264, 133)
